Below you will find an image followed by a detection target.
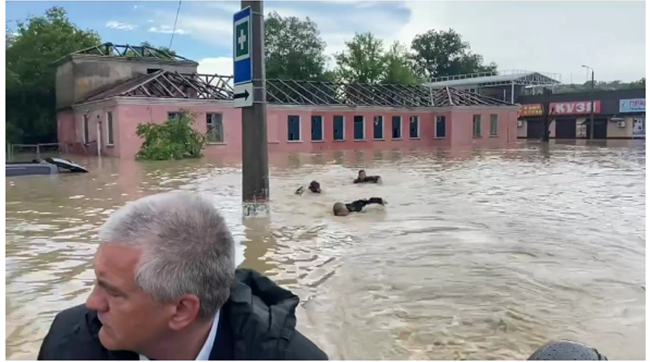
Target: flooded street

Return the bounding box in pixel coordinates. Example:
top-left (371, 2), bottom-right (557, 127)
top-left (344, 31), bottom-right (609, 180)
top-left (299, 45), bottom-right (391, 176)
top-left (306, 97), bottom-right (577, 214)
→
top-left (5, 141), bottom-right (646, 360)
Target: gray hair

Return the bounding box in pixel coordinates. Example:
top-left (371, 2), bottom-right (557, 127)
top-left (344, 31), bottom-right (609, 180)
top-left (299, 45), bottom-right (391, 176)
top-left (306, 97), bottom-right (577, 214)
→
top-left (98, 192), bottom-right (235, 319)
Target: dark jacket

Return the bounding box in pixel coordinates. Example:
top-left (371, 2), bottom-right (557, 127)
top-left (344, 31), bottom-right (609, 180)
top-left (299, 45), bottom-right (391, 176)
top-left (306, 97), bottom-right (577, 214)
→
top-left (37, 269), bottom-right (328, 360)
top-left (353, 176), bottom-right (380, 184)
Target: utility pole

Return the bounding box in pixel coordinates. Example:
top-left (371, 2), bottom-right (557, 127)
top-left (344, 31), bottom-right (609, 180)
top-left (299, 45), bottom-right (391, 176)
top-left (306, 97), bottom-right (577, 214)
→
top-left (589, 69), bottom-right (595, 140)
top-left (582, 65), bottom-right (595, 140)
top-left (235, 1), bottom-right (269, 218)
top-left (541, 88), bottom-right (552, 142)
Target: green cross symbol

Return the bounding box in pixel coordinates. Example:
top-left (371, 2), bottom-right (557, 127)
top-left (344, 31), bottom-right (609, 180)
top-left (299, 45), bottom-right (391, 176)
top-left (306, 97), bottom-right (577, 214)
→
top-left (235, 21), bottom-right (250, 58)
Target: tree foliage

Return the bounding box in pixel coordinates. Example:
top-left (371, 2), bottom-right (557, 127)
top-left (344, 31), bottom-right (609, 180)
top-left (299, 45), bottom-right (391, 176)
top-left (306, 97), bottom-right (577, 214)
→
top-left (5, 6), bottom-right (101, 144)
top-left (264, 11), bottom-right (330, 81)
top-left (334, 33), bottom-right (422, 84)
top-left (555, 78), bottom-right (646, 93)
top-left (410, 28), bottom-right (497, 79)
top-left (135, 110), bottom-right (206, 161)
top-left (125, 41), bottom-right (178, 58)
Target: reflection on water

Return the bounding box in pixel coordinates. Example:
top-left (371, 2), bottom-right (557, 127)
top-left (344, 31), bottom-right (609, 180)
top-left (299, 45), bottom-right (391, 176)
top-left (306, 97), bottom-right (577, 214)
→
top-left (6, 140), bottom-right (646, 360)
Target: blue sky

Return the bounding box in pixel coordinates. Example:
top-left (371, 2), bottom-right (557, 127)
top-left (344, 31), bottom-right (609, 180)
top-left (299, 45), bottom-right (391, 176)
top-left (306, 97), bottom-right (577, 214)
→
top-left (6, 1), bottom-right (646, 83)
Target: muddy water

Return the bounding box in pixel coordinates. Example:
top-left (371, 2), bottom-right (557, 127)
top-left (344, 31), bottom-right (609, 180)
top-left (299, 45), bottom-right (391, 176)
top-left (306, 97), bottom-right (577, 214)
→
top-left (5, 141), bottom-right (646, 360)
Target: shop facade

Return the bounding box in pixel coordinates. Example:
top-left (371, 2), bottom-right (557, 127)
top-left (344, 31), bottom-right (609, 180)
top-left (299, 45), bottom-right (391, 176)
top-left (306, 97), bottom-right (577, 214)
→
top-left (516, 88), bottom-right (645, 139)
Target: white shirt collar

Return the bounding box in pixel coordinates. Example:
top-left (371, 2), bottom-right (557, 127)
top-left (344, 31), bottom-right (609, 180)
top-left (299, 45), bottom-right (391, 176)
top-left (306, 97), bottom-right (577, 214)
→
top-left (139, 310), bottom-right (220, 361)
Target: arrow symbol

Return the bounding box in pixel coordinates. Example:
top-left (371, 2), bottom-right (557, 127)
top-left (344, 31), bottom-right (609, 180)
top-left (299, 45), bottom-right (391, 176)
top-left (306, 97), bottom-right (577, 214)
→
top-left (234, 89), bottom-right (250, 100)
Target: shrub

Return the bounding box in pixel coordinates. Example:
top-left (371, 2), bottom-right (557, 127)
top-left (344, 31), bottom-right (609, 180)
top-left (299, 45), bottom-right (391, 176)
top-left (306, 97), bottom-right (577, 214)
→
top-left (135, 110), bottom-right (206, 161)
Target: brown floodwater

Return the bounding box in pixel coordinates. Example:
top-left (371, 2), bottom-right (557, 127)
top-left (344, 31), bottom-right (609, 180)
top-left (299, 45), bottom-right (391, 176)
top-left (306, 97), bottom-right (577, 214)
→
top-left (5, 141), bottom-right (646, 360)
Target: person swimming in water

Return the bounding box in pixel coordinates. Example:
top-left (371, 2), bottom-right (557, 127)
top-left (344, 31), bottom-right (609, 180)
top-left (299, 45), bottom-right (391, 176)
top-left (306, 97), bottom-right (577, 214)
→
top-left (295, 180), bottom-right (321, 195)
top-left (333, 197), bottom-right (386, 216)
top-left (353, 170), bottom-right (381, 184)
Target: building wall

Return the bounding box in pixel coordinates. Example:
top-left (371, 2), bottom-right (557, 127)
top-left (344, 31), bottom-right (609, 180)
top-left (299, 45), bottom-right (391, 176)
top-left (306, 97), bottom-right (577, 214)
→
top-left (516, 88), bottom-right (646, 114)
top-left (449, 109), bottom-right (517, 147)
top-left (517, 116), bottom-right (638, 139)
top-left (55, 55), bottom-right (199, 109)
top-left (60, 98), bottom-right (519, 159)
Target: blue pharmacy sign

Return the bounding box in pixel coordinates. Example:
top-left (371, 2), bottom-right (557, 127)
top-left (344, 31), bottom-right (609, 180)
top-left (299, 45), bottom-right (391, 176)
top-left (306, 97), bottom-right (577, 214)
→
top-left (233, 7), bottom-right (253, 85)
top-left (619, 98), bottom-right (645, 113)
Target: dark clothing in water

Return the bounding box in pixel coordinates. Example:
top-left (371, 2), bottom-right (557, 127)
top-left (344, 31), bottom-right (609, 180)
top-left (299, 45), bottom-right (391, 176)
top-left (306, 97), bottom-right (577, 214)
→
top-left (37, 269), bottom-right (328, 361)
top-left (353, 176), bottom-right (381, 184)
top-left (346, 197), bottom-right (385, 212)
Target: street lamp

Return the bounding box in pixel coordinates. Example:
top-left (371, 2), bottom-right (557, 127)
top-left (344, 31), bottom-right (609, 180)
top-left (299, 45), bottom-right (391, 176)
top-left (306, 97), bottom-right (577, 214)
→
top-left (581, 65), bottom-right (595, 140)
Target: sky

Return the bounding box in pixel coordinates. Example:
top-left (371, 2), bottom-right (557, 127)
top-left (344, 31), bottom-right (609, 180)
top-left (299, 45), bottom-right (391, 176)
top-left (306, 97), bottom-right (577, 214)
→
top-left (5, 0), bottom-right (647, 83)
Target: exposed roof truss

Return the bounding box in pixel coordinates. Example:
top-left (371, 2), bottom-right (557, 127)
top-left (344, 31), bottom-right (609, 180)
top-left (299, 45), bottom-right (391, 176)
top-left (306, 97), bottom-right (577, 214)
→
top-left (83, 70), bottom-right (512, 107)
top-left (71, 42), bottom-right (191, 62)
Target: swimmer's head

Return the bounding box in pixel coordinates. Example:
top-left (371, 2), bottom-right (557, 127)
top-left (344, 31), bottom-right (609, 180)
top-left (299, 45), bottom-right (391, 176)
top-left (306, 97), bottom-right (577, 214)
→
top-left (358, 170), bottom-right (366, 180)
top-left (332, 202), bottom-right (349, 216)
top-left (308, 180), bottom-right (321, 193)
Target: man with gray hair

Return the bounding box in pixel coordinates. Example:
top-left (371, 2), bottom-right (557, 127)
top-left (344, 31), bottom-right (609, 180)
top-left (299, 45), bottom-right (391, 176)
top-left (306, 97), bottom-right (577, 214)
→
top-left (37, 192), bottom-right (328, 360)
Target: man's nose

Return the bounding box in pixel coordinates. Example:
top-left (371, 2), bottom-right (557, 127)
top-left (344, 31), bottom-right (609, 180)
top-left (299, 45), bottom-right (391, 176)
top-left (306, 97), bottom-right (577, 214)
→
top-left (86, 286), bottom-right (108, 312)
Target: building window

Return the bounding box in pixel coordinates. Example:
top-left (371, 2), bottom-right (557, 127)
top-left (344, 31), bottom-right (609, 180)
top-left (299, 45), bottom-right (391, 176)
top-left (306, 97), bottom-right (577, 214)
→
top-left (333, 115), bottom-right (344, 141)
top-left (490, 114), bottom-right (498, 136)
top-left (288, 115), bottom-right (301, 141)
top-left (168, 111), bottom-right (183, 121)
top-left (311, 115), bottom-right (323, 141)
top-left (373, 116), bottom-right (384, 139)
top-left (83, 114), bottom-right (89, 144)
top-left (391, 116), bottom-right (402, 139)
top-left (106, 112), bottom-right (114, 145)
top-left (473, 115), bottom-right (482, 137)
top-left (409, 116), bottom-right (420, 138)
top-left (206, 113), bottom-right (224, 143)
top-left (353, 115), bottom-right (364, 140)
top-left (435, 116), bottom-right (446, 138)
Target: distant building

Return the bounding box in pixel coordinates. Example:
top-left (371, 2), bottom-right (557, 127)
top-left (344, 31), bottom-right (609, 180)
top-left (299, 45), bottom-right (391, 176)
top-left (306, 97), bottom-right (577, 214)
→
top-left (516, 89), bottom-right (646, 139)
top-left (426, 70), bottom-right (562, 104)
top-left (54, 43), bottom-right (520, 159)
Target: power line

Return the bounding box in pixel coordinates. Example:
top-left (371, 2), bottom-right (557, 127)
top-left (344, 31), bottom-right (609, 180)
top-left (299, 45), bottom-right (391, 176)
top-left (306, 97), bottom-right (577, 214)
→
top-left (169, 0), bottom-right (182, 49)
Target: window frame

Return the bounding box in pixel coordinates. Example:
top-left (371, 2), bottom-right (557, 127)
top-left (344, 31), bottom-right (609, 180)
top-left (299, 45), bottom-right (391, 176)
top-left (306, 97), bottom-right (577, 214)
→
top-left (373, 115), bottom-right (385, 140)
top-left (434, 115), bottom-right (446, 139)
top-left (391, 115), bottom-right (402, 140)
top-left (353, 115), bottom-right (365, 141)
top-left (473, 114), bottom-right (482, 137)
top-left (287, 115), bottom-right (302, 142)
top-left (206, 112), bottom-right (225, 144)
top-left (106, 111), bottom-right (115, 146)
top-left (311, 115), bottom-right (324, 142)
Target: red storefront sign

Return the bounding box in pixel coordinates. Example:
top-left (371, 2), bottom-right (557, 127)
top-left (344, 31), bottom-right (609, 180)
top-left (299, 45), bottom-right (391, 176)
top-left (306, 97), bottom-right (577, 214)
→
top-left (551, 101), bottom-right (601, 115)
top-left (519, 100), bottom-right (601, 117)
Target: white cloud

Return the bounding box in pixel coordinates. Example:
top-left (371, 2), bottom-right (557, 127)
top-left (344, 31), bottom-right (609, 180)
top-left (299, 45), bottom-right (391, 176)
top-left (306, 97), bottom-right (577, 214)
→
top-left (198, 57), bottom-right (233, 76)
top-left (155, 1), bottom-right (645, 82)
top-left (392, 1), bottom-right (645, 82)
top-left (105, 21), bottom-right (137, 31)
top-left (148, 25), bottom-right (190, 35)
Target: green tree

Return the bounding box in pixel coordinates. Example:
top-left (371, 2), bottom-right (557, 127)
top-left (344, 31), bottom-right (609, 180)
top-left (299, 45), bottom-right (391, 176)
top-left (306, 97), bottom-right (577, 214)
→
top-left (334, 32), bottom-right (386, 84)
top-left (382, 41), bottom-right (421, 84)
top-left (125, 41), bottom-right (178, 58)
top-left (410, 29), bottom-right (497, 80)
top-left (6, 6), bottom-right (101, 144)
top-left (135, 110), bottom-right (206, 161)
top-left (264, 11), bottom-right (329, 80)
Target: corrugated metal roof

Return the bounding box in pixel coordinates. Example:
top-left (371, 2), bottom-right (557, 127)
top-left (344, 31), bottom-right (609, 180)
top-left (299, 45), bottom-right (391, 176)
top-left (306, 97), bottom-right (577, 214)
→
top-left (426, 72), bottom-right (560, 88)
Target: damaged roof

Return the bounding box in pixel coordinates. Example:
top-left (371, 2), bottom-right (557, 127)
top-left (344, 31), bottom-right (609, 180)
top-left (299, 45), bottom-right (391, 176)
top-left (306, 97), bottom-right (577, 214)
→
top-left (80, 70), bottom-right (513, 108)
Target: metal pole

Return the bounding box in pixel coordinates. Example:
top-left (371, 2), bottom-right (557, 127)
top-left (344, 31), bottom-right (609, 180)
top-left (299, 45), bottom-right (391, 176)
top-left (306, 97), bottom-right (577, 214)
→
top-left (241, 0), bottom-right (270, 217)
top-left (589, 70), bottom-right (595, 140)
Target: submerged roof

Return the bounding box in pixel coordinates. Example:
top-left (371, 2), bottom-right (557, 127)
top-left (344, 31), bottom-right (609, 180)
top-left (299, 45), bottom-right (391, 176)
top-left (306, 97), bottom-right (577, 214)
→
top-left (80, 70), bottom-right (513, 108)
top-left (427, 70), bottom-right (562, 88)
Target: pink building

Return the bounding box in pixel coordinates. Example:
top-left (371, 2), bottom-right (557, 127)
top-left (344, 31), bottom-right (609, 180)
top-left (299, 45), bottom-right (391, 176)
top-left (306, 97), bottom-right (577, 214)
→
top-left (55, 43), bottom-right (519, 159)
